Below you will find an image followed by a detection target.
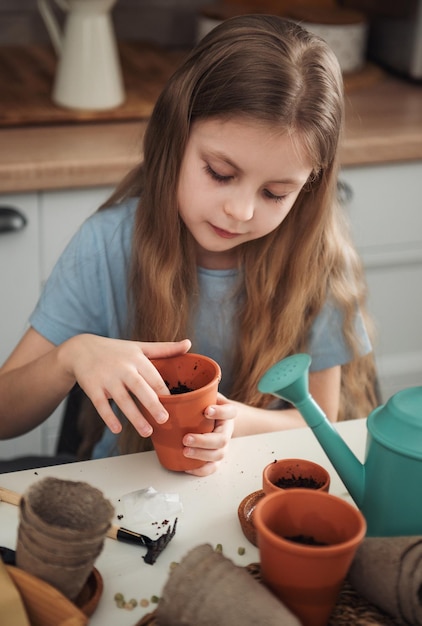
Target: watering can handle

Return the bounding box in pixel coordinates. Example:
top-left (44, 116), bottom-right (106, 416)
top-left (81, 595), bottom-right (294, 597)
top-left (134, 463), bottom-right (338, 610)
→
top-left (37, 0), bottom-right (69, 55)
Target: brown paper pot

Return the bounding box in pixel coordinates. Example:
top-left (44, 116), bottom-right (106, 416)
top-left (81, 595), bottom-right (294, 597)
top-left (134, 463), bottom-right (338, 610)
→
top-left (15, 477), bottom-right (114, 600)
top-left (17, 525), bottom-right (104, 567)
top-left (142, 353), bottom-right (221, 471)
top-left (254, 489), bottom-right (366, 626)
top-left (16, 535), bottom-right (99, 600)
top-left (19, 501), bottom-right (107, 557)
top-left (21, 477), bottom-right (114, 539)
top-left (156, 544), bottom-right (301, 626)
top-left (21, 499), bottom-right (111, 541)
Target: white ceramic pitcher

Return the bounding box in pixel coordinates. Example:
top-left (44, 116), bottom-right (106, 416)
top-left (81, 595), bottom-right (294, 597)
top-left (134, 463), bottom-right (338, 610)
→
top-left (38, 0), bottom-right (125, 110)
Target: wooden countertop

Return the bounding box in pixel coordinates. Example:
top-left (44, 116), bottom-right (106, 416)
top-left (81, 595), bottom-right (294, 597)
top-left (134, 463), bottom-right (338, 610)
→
top-left (0, 68), bottom-right (421, 194)
top-left (342, 74), bottom-right (422, 167)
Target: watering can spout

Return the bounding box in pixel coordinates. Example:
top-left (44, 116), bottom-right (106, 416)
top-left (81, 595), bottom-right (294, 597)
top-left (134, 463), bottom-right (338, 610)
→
top-left (258, 354), bottom-right (365, 507)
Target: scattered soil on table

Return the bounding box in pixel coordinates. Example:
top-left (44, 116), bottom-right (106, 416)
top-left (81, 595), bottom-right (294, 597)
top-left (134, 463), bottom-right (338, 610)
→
top-left (274, 475), bottom-right (323, 489)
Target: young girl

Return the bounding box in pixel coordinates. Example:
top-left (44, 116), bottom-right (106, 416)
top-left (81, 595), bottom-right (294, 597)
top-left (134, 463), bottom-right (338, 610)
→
top-left (0, 15), bottom-right (377, 476)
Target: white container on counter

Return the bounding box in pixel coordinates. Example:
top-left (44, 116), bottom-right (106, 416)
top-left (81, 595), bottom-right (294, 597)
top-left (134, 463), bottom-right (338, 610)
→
top-left (288, 6), bottom-right (369, 74)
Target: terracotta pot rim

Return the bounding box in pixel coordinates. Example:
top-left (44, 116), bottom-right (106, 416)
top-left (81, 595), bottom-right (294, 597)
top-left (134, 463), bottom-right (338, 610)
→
top-left (156, 379), bottom-right (220, 401)
top-left (152, 353), bottom-right (221, 399)
top-left (262, 457), bottom-right (331, 476)
top-left (152, 352), bottom-right (218, 363)
top-left (262, 458), bottom-right (331, 494)
top-left (255, 489), bottom-right (366, 554)
top-left (264, 457), bottom-right (329, 468)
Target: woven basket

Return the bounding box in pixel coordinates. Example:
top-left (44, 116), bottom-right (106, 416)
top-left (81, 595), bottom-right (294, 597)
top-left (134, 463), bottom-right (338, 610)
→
top-left (134, 563), bottom-right (400, 626)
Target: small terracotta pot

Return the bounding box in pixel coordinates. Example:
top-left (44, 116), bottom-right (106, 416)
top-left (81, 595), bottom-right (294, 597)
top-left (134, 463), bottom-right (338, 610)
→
top-left (262, 458), bottom-right (330, 495)
top-left (143, 353), bottom-right (221, 471)
top-left (254, 489), bottom-right (366, 626)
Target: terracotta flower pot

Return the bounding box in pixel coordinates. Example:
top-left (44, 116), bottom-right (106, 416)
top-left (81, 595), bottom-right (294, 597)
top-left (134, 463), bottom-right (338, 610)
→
top-left (254, 489), bottom-right (366, 626)
top-left (262, 458), bottom-right (330, 495)
top-left (143, 353), bottom-right (221, 472)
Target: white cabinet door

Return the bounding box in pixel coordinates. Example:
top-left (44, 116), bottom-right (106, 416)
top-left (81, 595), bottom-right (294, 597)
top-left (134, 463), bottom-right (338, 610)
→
top-left (340, 162), bottom-right (422, 252)
top-left (340, 162), bottom-right (422, 400)
top-left (0, 192), bottom-right (42, 458)
top-left (0, 193), bottom-right (40, 364)
top-left (40, 187), bottom-right (112, 281)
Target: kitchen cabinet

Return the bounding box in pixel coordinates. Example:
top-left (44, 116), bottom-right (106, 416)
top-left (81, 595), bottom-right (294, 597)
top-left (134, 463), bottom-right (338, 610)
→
top-left (0, 193), bottom-right (41, 459)
top-left (0, 186), bottom-right (112, 460)
top-left (340, 161), bottom-right (422, 401)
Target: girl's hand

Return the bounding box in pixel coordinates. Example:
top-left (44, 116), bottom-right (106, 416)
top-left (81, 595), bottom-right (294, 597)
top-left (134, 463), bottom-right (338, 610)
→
top-left (59, 334), bottom-right (192, 437)
top-left (182, 393), bottom-right (237, 476)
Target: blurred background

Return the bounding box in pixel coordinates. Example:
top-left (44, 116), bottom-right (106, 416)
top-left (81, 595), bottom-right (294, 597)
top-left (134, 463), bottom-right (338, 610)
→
top-left (0, 0), bottom-right (421, 467)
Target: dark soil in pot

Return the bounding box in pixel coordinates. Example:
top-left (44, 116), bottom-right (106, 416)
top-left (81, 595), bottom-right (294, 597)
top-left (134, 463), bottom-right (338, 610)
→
top-left (285, 534), bottom-right (329, 546)
top-left (165, 382), bottom-right (194, 394)
top-left (274, 475), bottom-right (324, 489)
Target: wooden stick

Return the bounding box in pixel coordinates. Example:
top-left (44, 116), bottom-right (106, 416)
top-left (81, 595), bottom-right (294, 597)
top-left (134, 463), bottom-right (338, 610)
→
top-left (0, 486), bottom-right (22, 506)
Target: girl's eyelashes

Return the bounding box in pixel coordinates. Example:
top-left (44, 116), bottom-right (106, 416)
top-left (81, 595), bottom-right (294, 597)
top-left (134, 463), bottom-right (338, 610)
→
top-left (204, 162), bottom-right (288, 203)
top-left (263, 189), bottom-right (287, 203)
top-left (204, 163), bottom-right (232, 183)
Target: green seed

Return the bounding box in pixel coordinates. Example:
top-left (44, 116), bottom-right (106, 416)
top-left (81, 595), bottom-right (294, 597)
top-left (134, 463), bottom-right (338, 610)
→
top-left (215, 543), bottom-right (223, 553)
top-left (238, 546), bottom-right (246, 555)
top-left (129, 598), bottom-right (137, 607)
top-left (114, 592), bottom-right (124, 602)
top-left (151, 595), bottom-right (160, 604)
top-left (169, 561), bottom-right (179, 571)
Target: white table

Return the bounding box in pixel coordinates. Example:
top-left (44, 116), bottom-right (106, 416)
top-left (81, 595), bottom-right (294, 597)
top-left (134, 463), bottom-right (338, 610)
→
top-left (0, 419), bottom-right (366, 625)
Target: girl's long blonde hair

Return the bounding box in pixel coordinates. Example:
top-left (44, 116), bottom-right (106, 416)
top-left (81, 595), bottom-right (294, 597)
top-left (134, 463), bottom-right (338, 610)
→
top-left (104, 15), bottom-right (378, 452)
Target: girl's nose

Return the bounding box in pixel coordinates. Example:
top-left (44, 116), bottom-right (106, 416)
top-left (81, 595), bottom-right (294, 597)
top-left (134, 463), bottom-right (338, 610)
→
top-left (223, 193), bottom-right (254, 222)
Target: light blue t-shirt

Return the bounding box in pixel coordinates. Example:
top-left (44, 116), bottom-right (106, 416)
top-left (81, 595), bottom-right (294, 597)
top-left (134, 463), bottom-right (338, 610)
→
top-left (29, 200), bottom-right (371, 458)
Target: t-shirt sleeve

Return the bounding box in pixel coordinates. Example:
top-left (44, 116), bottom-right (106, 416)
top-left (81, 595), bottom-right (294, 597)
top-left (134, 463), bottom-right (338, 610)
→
top-left (29, 207), bottom-right (131, 345)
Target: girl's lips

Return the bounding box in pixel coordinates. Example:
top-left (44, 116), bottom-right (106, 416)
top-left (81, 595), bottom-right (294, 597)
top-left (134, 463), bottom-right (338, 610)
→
top-left (210, 224), bottom-right (240, 239)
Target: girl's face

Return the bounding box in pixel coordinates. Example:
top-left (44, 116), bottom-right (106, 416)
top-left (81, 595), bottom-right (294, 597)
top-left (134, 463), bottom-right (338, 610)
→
top-left (177, 117), bottom-right (313, 269)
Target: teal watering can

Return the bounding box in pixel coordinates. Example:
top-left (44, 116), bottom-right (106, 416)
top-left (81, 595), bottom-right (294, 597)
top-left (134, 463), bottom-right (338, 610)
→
top-left (258, 354), bottom-right (422, 537)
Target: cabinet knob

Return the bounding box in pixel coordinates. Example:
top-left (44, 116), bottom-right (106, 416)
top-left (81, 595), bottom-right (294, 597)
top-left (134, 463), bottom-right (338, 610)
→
top-left (0, 206), bottom-right (27, 233)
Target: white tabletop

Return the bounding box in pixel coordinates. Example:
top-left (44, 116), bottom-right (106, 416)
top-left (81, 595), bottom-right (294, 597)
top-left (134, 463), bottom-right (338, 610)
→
top-left (0, 419), bottom-right (366, 625)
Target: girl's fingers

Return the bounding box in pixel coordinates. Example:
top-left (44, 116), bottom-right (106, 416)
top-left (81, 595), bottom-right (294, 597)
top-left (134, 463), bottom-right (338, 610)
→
top-left (126, 368), bottom-right (169, 423)
top-left (87, 375), bottom-right (166, 438)
top-left (183, 427), bottom-right (230, 452)
top-left (131, 340), bottom-right (193, 404)
top-left (180, 398), bottom-right (235, 465)
top-left (111, 389), bottom-right (155, 437)
top-left (89, 394), bottom-right (123, 435)
top-left (205, 400), bottom-right (237, 421)
top-left (71, 336), bottom-right (193, 424)
top-left (183, 419), bottom-right (233, 465)
top-left (183, 409), bottom-right (234, 447)
top-left (139, 339), bottom-right (192, 360)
